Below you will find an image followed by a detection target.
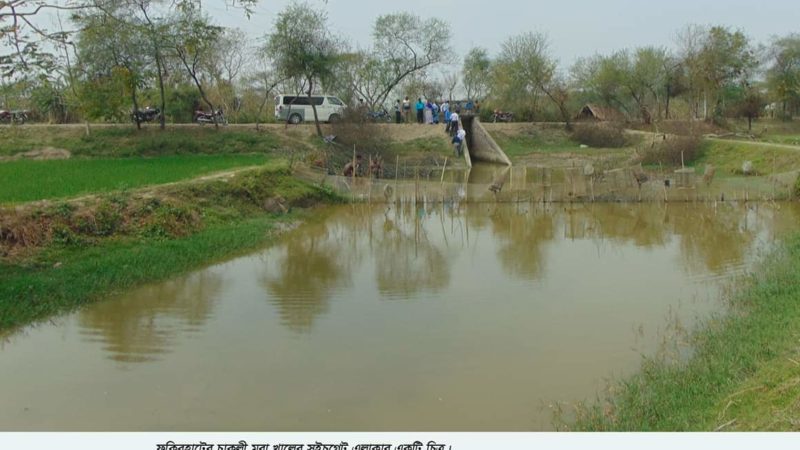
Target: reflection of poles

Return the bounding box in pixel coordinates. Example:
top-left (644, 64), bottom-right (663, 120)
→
top-left (440, 203), bottom-right (449, 248)
top-left (414, 205), bottom-right (419, 258)
top-left (772, 151), bottom-right (776, 201)
top-left (351, 145), bottom-right (356, 203)
top-left (414, 167), bottom-right (419, 206)
top-left (368, 155), bottom-right (372, 205)
top-left (395, 155), bottom-right (400, 205)
top-left (440, 157), bottom-right (448, 203)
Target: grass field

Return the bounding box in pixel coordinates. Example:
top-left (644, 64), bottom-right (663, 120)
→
top-left (0, 126), bottom-right (283, 157)
top-left (571, 234), bottom-right (800, 430)
top-left (696, 139), bottom-right (800, 175)
top-left (761, 134), bottom-right (800, 146)
top-left (488, 125), bottom-right (580, 157)
top-left (0, 154), bottom-right (271, 203)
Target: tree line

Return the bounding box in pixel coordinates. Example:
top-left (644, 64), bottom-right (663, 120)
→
top-left (2, 0), bottom-right (799, 132)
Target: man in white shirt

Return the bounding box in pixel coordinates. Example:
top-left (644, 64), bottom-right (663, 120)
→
top-left (452, 127), bottom-right (467, 157)
top-left (448, 111), bottom-right (459, 136)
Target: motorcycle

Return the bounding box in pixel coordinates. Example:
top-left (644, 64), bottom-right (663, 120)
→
top-left (365, 109), bottom-right (392, 123)
top-left (492, 110), bottom-right (513, 123)
top-left (131, 107), bottom-right (161, 124)
top-left (0, 109), bottom-right (29, 124)
top-left (194, 108), bottom-right (227, 125)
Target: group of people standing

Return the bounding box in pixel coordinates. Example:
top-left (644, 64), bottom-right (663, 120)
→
top-left (393, 97), bottom-right (469, 125)
top-left (390, 96), bottom-right (470, 158)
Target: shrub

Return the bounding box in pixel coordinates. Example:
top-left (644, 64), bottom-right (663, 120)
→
top-left (794, 173), bottom-right (800, 198)
top-left (640, 135), bottom-right (704, 167)
top-left (571, 123), bottom-right (629, 148)
top-left (327, 108), bottom-right (390, 169)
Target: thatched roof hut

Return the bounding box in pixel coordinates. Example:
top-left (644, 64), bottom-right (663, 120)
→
top-left (576, 104), bottom-right (626, 122)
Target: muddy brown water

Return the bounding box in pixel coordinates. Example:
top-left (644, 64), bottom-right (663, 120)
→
top-left (1, 202), bottom-right (799, 431)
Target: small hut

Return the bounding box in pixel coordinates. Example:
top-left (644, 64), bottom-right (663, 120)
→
top-left (575, 104), bottom-right (626, 122)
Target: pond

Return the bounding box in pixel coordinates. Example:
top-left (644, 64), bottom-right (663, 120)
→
top-left (1, 202), bottom-right (798, 430)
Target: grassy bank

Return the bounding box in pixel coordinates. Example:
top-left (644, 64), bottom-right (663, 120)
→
top-left (697, 139), bottom-right (800, 175)
top-left (0, 216), bottom-right (289, 332)
top-left (570, 234), bottom-right (800, 431)
top-left (0, 154), bottom-right (270, 203)
top-left (487, 125), bottom-right (580, 157)
top-left (0, 126), bottom-right (283, 157)
top-left (0, 164), bottom-right (339, 331)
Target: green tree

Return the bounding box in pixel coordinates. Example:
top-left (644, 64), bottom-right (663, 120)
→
top-left (266, 1), bottom-right (341, 136)
top-left (170, 9), bottom-right (224, 126)
top-left (766, 34), bottom-right (800, 120)
top-left (677, 25), bottom-right (757, 121)
top-left (491, 32), bottom-right (552, 121)
top-left (732, 83), bottom-right (766, 131)
top-left (492, 32), bottom-right (574, 127)
top-left (462, 47), bottom-right (491, 101)
top-left (74, 10), bottom-right (152, 126)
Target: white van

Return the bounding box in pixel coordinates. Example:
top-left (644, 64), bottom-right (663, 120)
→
top-left (274, 94), bottom-right (346, 124)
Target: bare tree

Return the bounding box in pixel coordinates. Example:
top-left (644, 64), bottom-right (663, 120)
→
top-left (442, 71), bottom-right (458, 102)
top-left (347, 12), bottom-right (452, 110)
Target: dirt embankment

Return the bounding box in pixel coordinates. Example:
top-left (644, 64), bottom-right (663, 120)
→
top-left (0, 147), bottom-right (71, 161)
top-left (0, 165), bottom-right (337, 260)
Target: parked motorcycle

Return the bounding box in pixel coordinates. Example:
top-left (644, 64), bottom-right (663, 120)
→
top-left (491, 110), bottom-right (513, 123)
top-left (194, 109), bottom-right (227, 125)
top-left (131, 107), bottom-right (161, 124)
top-left (365, 109), bottom-right (392, 123)
top-left (0, 109), bottom-right (29, 124)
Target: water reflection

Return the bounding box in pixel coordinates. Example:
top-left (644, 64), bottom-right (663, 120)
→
top-left (486, 205), bottom-right (555, 280)
top-left (78, 271), bottom-right (223, 363)
top-left (261, 219), bottom-right (356, 332)
top-left (257, 202), bottom-right (788, 333)
top-left (373, 205), bottom-right (451, 298)
top-left (76, 203), bottom-right (795, 353)
top-left (1, 202), bottom-right (798, 430)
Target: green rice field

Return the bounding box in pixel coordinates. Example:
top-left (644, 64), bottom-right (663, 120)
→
top-left (0, 154), bottom-right (270, 203)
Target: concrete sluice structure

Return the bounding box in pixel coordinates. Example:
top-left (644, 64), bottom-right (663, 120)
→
top-left (460, 114), bottom-right (512, 166)
top-left (295, 163), bottom-right (794, 204)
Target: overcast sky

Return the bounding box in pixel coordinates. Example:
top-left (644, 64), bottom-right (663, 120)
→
top-left (204, 0), bottom-right (799, 70)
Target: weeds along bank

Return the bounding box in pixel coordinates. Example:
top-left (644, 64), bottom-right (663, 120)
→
top-left (0, 164), bottom-right (340, 332)
top-left (566, 233), bottom-right (800, 431)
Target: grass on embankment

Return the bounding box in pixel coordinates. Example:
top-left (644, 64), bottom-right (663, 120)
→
top-left (0, 216), bottom-right (287, 333)
top-left (0, 126), bottom-right (283, 157)
top-left (485, 123), bottom-right (640, 160)
top-left (696, 139), bottom-right (800, 175)
top-left (0, 154), bottom-right (271, 203)
top-left (570, 235), bottom-right (800, 431)
top-left (488, 125), bottom-right (579, 157)
top-left (0, 164), bottom-right (339, 331)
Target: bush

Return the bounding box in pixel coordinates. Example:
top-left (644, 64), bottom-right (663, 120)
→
top-left (571, 123), bottom-right (629, 148)
top-left (640, 135), bottom-right (704, 167)
top-left (794, 173), bottom-right (800, 198)
top-left (329, 107), bottom-right (390, 158)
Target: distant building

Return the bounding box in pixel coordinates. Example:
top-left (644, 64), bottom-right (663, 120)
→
top-left (575, 104), bottom-right (626, 122)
